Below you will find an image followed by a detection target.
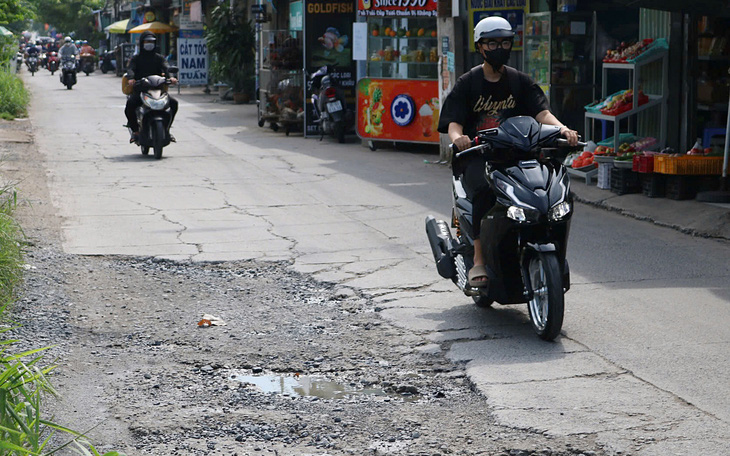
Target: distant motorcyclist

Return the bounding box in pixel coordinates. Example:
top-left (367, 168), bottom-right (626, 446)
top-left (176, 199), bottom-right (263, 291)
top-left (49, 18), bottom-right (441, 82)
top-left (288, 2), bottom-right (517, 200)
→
top-left (25, 41), bottom-right (40, 58)
top-left (58, 37), bottom-right (79, 59)
top-left (80, 40), bottom-right (95, 56)
top-left (47, 41), bottom-right (60, 53)
top-left (124, 31), bottom-right (178, 143)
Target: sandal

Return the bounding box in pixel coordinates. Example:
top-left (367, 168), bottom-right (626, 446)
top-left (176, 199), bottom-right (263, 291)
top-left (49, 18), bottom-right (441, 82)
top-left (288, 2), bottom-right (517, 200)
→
top-left (129, 132), bottom-right (139, 144)
top-left (468, 265), bottom-right (488, 288)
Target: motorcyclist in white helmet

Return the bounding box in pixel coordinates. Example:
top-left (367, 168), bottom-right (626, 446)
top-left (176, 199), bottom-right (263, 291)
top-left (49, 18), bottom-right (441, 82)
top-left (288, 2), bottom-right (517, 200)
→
top-left (58, 36), bottom-right (79, 59)
top-left (437, 16), bottom-right (578, 288)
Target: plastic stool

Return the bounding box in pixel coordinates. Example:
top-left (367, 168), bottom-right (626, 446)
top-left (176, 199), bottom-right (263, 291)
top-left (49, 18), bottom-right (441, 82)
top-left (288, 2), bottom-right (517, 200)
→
top-left (703, 127), bottom-right (725, 148)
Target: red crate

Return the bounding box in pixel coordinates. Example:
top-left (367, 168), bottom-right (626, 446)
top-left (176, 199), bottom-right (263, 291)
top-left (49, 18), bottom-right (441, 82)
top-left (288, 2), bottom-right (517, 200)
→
top-left (632, 155), bottom-right (654, 173)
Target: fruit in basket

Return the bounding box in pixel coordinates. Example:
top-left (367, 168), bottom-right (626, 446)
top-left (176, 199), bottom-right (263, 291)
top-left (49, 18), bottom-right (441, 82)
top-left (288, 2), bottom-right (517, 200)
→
top-left (418, 28), bottom-right (425, 37)
top-left (372, 29), bottom-right (379, 37)
top-left (431, 30), bottom-right (437, 37)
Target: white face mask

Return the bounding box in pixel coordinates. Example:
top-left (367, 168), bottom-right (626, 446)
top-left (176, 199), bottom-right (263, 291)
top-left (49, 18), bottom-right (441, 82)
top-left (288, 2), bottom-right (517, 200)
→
top-left (143, 42), bottom-right (155, 51)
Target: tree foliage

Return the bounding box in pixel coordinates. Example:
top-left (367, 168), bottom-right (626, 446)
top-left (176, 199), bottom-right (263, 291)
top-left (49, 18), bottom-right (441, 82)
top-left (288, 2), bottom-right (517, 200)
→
top-left (28, 0), bottom-right (103, 40)
top-left (0, 0), bottom-right (34, 26)
top-left (205, 4), bottom-right (255, 93)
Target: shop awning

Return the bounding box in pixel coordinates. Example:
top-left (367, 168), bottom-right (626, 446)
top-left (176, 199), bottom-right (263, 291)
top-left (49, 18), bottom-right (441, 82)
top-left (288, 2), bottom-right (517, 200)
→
top-left (128, 21), bottom-right (178, 34)
top-left (615, 0), bottom-right (730, 16)
top-left (104, 19), bottom-right (132, 34)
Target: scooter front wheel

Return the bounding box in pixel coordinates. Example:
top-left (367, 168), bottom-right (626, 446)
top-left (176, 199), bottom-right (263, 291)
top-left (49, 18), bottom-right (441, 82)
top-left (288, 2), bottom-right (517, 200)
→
top-left (527, 252), bottom-right (564, 341)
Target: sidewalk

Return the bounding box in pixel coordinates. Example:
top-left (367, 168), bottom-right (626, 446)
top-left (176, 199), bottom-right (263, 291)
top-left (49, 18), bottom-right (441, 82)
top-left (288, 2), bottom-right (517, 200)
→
top-left (570, 178), bottom-right (730, 241)
top-left (174, 85), bottom-right (730, 242)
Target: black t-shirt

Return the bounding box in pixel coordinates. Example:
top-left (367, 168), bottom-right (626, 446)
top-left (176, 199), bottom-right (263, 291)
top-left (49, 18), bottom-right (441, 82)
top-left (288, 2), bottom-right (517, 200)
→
top-left (127, 51), bottom-right (169, 80)
top-left (437, 65), bottom-right (550, 139)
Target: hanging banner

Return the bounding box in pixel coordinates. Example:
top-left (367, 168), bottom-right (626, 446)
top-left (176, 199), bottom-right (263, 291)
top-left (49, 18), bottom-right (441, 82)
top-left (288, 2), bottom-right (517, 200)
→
top-left (469, 0), bottom-right (528, 51)
top-left (178, 29), bottom-right (208, 86)
top-left (181, 0), bottom-right (204, 30)
top-left (357, 0), bottom-right (437, 17)
top-left (304, 0), bottom-right (357, 137)
top-left (356, 78), bottom-right (439, 143)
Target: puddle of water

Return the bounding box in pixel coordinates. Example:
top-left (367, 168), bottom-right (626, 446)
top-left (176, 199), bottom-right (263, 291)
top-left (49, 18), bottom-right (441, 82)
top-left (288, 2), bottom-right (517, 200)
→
top-left (234, 374), bottom-right (416, 401)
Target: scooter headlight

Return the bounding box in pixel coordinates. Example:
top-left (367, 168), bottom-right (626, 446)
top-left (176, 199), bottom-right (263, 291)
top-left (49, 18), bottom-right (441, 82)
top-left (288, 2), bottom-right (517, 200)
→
top-left (142, 93), bottom-right (169, 110)
top-left (507, 206), bottom-right (539, 223)
top-left (548, 201), bottom-right (571, 221)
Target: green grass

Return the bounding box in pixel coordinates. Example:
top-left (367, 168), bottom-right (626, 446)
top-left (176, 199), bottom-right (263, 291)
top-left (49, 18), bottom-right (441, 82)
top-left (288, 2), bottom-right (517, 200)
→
top-left (0, 36), bottom-right (29, 119)
top-left (0, 66), bottom-right (28, 119)
top-left (0, 182), bottom-right (121, 455)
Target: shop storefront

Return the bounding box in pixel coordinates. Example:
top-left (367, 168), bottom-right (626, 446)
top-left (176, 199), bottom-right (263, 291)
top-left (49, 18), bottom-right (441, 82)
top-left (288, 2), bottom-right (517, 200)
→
top-left (552, 1), bottom-right (730, 201)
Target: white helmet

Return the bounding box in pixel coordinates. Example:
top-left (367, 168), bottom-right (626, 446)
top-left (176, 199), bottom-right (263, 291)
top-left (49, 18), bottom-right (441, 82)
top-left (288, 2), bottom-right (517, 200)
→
top-left (64, 36), bottom-right (72, 43)
top-left (474, 16), bottom-right (514, 49)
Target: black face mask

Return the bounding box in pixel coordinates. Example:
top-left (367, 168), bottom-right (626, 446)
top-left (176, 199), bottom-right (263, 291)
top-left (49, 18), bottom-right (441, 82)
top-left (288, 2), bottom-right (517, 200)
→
top-left (482, 48), bottom-right (511, 71)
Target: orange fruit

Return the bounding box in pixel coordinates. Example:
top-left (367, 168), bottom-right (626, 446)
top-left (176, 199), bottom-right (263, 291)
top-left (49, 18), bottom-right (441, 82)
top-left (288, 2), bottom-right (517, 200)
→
top-left (431, 31), bottom-right (437, 37)
top-left (405, 30), bottom-right (411, 37)
top-left (417, 28), bottom-right (425, 37)
top-left (384, 27), bottom-right (392, 36)
top-left (372, 29), bottom-right (379, 37)
top-left (390, 30), bottom-right (396, 37)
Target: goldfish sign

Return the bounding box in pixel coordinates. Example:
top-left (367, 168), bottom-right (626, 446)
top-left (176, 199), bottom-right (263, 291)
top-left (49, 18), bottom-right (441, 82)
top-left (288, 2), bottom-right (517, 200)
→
top-left (178, 30), bottom-right (208, 86)
top-left (304, 0), bottom-right (357, 137)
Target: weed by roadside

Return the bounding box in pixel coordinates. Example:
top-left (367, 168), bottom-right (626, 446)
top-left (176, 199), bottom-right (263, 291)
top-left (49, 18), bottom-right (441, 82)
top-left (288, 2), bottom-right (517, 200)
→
top-left (0, 37), bottom-right (29, 120)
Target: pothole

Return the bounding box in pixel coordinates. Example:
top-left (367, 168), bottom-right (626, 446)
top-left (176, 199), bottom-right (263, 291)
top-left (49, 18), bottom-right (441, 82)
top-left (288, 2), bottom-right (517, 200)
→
top-left (233, 373), bottom-right (419, 401)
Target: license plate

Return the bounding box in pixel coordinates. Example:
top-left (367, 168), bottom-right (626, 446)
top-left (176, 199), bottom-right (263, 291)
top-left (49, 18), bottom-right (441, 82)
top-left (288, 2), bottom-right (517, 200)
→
top-left (326, 100), bottom-right (343, 113)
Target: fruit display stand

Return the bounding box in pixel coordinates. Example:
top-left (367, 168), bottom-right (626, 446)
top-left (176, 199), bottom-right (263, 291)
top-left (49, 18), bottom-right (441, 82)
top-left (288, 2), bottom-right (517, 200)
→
top-left (356, 1), bottom-right (439, 149)
top-left (584, 46), bottom-right (668, 155)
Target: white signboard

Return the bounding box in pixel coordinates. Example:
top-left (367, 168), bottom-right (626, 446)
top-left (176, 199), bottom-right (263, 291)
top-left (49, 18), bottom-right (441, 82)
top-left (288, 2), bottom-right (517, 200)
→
top-left (178, 30), bottom-right (208, 86)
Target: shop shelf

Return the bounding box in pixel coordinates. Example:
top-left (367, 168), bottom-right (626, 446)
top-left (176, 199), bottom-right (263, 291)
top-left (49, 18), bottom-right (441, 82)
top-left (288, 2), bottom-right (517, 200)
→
top-left (654, 156), bottom-right (726, 175)
top-left (610, 168), bottom-right (641, 195)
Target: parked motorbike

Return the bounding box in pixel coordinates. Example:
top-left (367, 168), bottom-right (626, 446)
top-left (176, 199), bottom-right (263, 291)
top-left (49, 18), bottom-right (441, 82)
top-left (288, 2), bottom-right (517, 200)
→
top-left (309, 66), bottom-right (353, 143)
top-left (47, 52), bottom-right (59, 75)
top-left (80, 53), bottom-right (95, 76)
top-left (425, 116), bottom-right (585, 341)
top-left (100, 51), bottom-right (115, 74)
top-left (127, 68), bottom-right (178, 159)
top-left (60, 56), bottom-right (77, 90)
top-left (26, 55), bottom-right (38, 76)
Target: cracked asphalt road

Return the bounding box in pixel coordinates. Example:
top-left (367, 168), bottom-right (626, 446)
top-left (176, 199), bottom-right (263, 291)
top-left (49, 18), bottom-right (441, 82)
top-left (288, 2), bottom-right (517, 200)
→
top-left (9, 71), bottom-right (730, 455)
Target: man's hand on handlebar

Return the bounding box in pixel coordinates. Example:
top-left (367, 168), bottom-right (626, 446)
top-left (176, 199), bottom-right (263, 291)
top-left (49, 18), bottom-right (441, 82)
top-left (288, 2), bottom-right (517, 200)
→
top-left (559, 126), bottom-right (579, 146)
top-left (127, 79), bottom-right (135, 87)
top-left (452, 135), bottom-right (471, 152)
top-left (169, 77), bottom-right (178, 85)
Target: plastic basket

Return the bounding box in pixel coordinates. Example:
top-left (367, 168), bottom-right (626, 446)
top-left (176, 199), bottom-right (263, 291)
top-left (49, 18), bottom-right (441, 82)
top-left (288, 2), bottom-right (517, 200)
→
top-left (632, 155), bottom-right (654, 173)
top-left (627, 38), bottom-right (669, 63)
top-left (641, 173), bottom-right (665, 198)
top-left (654, 156), bottom-right (725, 175)
top-left (584, 90), bottom-right (627, 114)
top-left (598, 133), bottom-right (639, 147)
top-left (597, 162), bottom-right (612, 189)
top-left (610, 168), bottom-right (641, 195)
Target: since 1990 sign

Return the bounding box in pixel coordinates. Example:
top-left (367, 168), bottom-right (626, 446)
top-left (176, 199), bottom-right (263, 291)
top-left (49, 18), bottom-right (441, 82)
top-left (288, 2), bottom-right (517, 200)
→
top-left (358, 0), bottom-right (437, 16)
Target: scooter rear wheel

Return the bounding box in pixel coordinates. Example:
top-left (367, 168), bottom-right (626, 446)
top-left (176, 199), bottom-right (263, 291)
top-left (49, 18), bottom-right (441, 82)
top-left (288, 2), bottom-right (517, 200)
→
top-left (473, 296), bottom-right (493, 308)
top-left (527, 252), bottom-right (564, 341)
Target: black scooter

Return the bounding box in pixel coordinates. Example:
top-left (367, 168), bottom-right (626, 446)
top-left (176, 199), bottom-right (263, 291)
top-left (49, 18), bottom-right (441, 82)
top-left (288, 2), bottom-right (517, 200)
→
top-left (309, 66), bottom-right (353, 143)
top-left (60, 56), bottom-right (77, 89)
top-left (27, 55), bottom-right (38, 76)
top-left (425, 117), bottom-right (584, 341)
top-left (100, 51), bottom-right (115, 74)
top-left (127, 67), bottom-right (178, 160)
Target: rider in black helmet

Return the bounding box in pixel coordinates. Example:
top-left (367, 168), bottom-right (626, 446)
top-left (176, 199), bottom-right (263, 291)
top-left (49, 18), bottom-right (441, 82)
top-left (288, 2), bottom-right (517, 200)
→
top-left (124, 31), bottom-right (178, 143)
